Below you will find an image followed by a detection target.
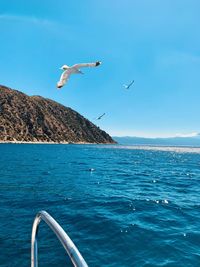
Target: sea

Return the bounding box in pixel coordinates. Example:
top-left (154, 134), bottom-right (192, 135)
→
top-left (1, 144), bottom-right (200, 267)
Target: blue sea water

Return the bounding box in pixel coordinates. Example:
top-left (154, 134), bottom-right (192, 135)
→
top-left (1, 144), bottom-right (200, 267)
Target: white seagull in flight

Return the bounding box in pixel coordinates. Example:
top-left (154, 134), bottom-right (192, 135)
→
top-left (57, 61), bottom-right (101, 89)
top-left (123, 80), bottom-right (134, 89)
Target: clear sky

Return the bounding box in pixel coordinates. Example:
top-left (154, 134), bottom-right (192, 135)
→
top-left (0, 0), bottom-right (199, 137)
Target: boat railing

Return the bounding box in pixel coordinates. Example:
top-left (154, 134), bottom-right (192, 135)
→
top-left (31, 210), bottom-right (88, 267)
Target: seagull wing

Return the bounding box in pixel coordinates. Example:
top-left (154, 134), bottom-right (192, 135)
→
top-left (97, 113), bottom-right (105, 119)
top-left (72, 61), bottom-right (101, 69)
top-left (127, 80), bottom-right (134, 88)
top-left (57, 70), bottom-right (71, 89)
top-left (124, 80), bottom-right (134, 89)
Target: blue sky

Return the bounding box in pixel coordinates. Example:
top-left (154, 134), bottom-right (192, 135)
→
top-left (0, 0), bottom-right (200, 137)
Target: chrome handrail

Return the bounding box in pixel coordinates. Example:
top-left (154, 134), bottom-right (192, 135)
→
top-left (31, 210), bottom-right (88, 267)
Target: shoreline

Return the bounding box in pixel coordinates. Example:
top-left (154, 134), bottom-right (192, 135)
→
top-left (0, 140), bottom-right (115, 145)
top-left (0, 141), bottom-right (200, 150)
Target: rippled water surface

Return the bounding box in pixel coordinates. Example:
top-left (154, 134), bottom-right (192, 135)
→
top-left (1, 144), bottom-right (200, 266)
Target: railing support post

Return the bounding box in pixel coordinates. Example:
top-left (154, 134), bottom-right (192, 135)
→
top-left (31, 211), bottom-right (88, 267)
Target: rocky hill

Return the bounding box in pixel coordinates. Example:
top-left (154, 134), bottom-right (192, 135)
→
top-left (0, 85), bottom-right (115, 144)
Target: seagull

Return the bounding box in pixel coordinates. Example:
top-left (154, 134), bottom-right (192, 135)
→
top-left (57, 61), bottom-right (101, 89)
top-left (96, 113), bottom-right (105, 120)
top-left (123, 80), bottom-right (134, 89)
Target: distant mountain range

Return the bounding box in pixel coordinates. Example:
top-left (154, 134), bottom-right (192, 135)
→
top-left (0, 85), bottom-right (115, 144)
top-left (113, 135), bottom-right (200, 147)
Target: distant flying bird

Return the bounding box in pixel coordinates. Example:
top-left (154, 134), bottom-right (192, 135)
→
top-left (57, 61), bottom-right (101, 89)
top-left (123, 80), bottom-right (134, 89)
top-left (96, 113), bottom-right (105, 120)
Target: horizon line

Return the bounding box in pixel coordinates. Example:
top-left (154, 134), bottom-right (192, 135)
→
top-left (112, 133), bottom-right (200, 139)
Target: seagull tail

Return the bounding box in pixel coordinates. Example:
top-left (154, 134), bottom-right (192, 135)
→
top-left (95, 61), bottom-right (101, 67)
